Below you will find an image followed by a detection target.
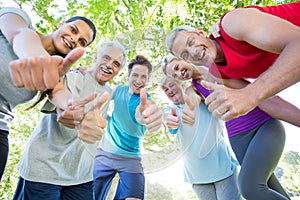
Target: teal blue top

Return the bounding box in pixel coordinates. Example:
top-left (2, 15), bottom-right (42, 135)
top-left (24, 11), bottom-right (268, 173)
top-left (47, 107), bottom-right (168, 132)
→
top-left (165, 102), bottom-right (238, 184)
top-left (100, 85), bottom-right (151, 158)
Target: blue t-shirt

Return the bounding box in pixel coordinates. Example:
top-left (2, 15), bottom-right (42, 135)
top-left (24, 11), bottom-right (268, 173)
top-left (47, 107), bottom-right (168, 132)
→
top-left (165, 102), bottom-right (238, 184)
top-left (100, 85), bottom-right (151, 158)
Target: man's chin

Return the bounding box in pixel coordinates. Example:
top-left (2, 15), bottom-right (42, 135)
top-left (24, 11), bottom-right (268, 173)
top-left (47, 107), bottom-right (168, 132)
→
top-left (133, 90), bottom-right (140, 94)
top-left (101, 74), bottom-right (113, 81)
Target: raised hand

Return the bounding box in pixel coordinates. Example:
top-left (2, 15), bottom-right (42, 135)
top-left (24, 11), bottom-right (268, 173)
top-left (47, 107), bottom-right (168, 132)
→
top-left (165, 107), bottom-right (179, 129)
top-left (201, 80), bottom-right (257, 121)
top-left (57, 92), bottom-right (98, 128)
top-left (135, 88), bottom-right (162, 132)
top-left (182, 95), bottom-right (198, 126)
top-left (9, 47), bottom-right (85, 91)
top-left (77, 92), bottom-right (109, 144)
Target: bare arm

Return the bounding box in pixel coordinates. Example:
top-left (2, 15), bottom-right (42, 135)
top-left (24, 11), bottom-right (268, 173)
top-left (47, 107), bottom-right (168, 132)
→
top-left (185, 85), bottom-right (203, 103)
top-left (0, 12), bottom-right (48, 57)
top-left (259, 96), bottom-right (300, 127)
top-left (48, 78), bottom-right (72, 110)
top-left (209, 8), bottom-right (300, 120)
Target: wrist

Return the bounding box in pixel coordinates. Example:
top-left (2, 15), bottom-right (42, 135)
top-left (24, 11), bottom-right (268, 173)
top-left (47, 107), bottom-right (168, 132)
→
top-left (243, 82), bottom-right (265, 107)
top-left (135, 106), bottom-right (146, 125)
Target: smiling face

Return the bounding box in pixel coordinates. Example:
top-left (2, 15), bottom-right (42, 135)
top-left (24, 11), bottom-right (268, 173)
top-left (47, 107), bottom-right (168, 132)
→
top-left (162, 79), bottom-right (184, 105)
top-left (52, 19), bottom-right (94, 54)
top-left (129, 64), bottom-right (149, 94)
top-left (165, 58), bottom-right (194, 81)
top-left (91, 46), bottom-right (125, 85)
top-left (171, 30), bottom-right (216, 66)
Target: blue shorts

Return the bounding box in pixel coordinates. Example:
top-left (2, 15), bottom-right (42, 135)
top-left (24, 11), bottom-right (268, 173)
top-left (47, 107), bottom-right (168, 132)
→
top-left (15, 177), bottom-right (94, 200)
top-left (94, 152), bottom-right (145, 200)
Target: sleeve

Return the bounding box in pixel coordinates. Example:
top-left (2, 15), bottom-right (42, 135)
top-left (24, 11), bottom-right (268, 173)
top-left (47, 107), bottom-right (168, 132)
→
top-left (0, 7), bottom-right (33, 29)
top-left (40, 99), bottom-right (56, 114)
top-left (169, 128), bottom-right (178, 134)
top-left (146, 92), bottom-right (152, 100)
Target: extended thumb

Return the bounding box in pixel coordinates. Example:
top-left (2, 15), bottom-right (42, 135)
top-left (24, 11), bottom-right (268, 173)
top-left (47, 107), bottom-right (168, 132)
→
top-left (139, 88), bottom-right (148, 112)
top-left (94, 92), bottom-right (109, 111)
top-left (184, 95), bottom-right (195, 110)
top-left (200, 80), bottom-right (216, 91)
top-left (59, 47), bottom-right (85, 77)
top-left (171, 107), bottom-right (177, 116)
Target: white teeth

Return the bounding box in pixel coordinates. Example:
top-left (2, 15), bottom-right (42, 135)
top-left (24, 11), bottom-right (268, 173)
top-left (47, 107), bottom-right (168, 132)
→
top-left (100, 65), bottom-right (112, 74)
top-left (64, 38), bottom-right (71, 48)
top-left (134, 83), bottom-right (143, 88)
top-left (182, 69), bottom-right (187, 78)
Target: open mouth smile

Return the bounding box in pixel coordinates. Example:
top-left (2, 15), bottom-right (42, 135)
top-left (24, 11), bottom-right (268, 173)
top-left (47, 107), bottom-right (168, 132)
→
top-left (63, 38), bottom-right (72, 49)
top-left (100, 65), bottom-right (113, 74)
top-left (133, 83), bottom-right (144, 89)
top-left (181, 69), bottom-right (189, 79)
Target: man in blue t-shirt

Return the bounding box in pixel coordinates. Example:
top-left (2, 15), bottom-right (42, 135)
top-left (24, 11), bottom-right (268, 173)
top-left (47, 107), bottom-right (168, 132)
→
top-left (93, 55), bottom-right (162, 200)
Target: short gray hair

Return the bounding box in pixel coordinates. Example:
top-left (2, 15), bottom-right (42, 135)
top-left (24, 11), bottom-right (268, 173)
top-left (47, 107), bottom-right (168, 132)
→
top-left (97, 41), bottom-right (127, 67)
top-left (166, 25), bottom-right (198, 53)
top-left (160, 76), bottom-right (183, 89)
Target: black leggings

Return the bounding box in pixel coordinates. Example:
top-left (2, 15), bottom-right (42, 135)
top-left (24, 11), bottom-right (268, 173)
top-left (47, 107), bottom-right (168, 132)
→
top-left (230, 119), bottom-right (290, 200)
top-left (0, 129), bottom-right (9, 181)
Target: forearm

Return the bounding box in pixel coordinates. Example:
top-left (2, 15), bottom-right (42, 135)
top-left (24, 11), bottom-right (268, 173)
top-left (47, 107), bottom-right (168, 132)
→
top-left (0, 12), bottom-right (48, 58)
top-left (13, 28), bottom-right (48, 58)
top-left (247, 39), bottom-right (300, 106)
top-left (49, 90), bottom-right (73, 110)
top-left (48, 78), bottom-right (72, 110)
top-left (185, 86), bottom-right (202, 105)
top-left (259, 96), bottom-right (300, 127)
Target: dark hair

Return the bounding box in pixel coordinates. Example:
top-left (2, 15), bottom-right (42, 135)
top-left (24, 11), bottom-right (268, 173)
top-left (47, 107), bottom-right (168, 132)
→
top-left (48, 16), bottom-right (97, 59)
top-left (66, 16), bottom-right (97, 43)
top-left (128, 55), bottom-right (152, 76)
top-left (26, 89), bottom-right (51, 110)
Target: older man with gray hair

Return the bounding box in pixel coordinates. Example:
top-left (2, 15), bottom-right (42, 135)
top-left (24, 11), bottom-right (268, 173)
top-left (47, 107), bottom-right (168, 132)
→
top-left (166, 1), bottom-right (300, 122)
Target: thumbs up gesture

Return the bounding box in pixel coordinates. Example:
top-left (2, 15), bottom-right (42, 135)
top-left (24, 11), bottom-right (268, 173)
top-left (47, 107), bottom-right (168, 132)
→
top-left (182, 95), bottom-right (199, 126)
top-left (57, 92), bottom-right (99, 128)
top-left (135, 88), bottom-right (162, 132)
top-left (57, 92), bottom-right (109, 144)
top-left (77, 92), bottom-right (109, 144)
top-left (165, 107), bottom-right (179, 129)
top-left (10, 47), bottom-right (85, 91)
top-left (201, 80), bottom-right (256, 121)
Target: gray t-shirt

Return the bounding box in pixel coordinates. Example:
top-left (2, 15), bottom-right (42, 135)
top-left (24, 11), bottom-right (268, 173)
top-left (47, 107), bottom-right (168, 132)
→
top-left (18, 71), bottom-right (113, 185)
top-left (0, 7), bottom-right (36, 131)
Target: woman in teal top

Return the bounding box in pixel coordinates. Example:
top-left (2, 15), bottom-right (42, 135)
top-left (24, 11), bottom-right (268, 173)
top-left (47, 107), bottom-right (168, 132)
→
top-left (162, 77), bottom-right (241, 200)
